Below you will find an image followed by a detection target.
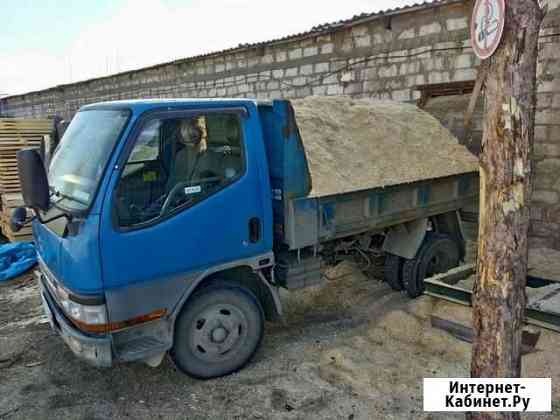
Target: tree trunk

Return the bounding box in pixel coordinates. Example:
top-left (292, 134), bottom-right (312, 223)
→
top-left (470, 1), bottom-right (545, 420)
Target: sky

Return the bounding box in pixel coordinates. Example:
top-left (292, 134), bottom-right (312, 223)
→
top-left (1, 0), bottom-right (418, 96)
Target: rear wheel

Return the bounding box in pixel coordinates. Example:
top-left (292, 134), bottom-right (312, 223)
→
top-left (384, 253), bottom-right (404, 291)
top-left (402, 234), bottom-right (460, 298)
top-left (171, 283), bottom-right (264, 379)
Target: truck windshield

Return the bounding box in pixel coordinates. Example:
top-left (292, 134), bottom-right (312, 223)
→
top-left (49, 109), bottom-right (130, 212)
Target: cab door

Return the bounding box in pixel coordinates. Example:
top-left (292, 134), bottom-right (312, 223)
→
top-left (99, 107), bottom-right (269, 321)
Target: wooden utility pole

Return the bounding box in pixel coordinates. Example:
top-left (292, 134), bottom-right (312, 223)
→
top-left (470, 1), bottom-right (545, 419)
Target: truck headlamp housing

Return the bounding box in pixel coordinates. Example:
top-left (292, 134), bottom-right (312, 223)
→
top-left (39, 258), bottom-right (165, 334)
top-left (39, 259), bottom-right (108, 332)
top-left (58, 292), bottom-right (108, 327)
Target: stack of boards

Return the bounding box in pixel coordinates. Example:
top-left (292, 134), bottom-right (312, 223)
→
top-left (0, 118), bottom-right (53, 242)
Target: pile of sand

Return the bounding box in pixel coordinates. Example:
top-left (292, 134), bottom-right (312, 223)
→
top-left (318, 298), bottom-right (473, 400)
top-left (291, 96), bottom-right (479, 198)
top-left (316, 292), bottom-right (560, 413)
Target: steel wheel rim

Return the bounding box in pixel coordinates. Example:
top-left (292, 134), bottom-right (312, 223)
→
top-left (189, 303), bottom-right (249, 363)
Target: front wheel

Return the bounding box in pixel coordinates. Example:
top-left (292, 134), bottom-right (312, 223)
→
top-left (171, 283), bottom-right (264, 379)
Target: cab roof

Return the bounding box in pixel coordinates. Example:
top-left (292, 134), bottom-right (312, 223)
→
top-left (80, 98), bottom-right (265, 114)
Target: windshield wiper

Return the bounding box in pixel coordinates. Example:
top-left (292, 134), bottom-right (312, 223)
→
top-left (20, 186), bottom-right (75, 227)
top-left (49, 186), bottom-right (89, 207)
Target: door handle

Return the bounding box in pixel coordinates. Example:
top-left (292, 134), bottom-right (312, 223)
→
top-left (249, 217), bottom-right (261, 243)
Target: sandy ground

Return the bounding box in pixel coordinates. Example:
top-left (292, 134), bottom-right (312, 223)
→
top-left (1, 264), bottom-right (559, 420)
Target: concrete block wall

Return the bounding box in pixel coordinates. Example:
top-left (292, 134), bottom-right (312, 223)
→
top-left (1, 0), bottom-right (560, 250)
top-left (1, 1), bottom-right (477, 120)
top-left (531, 6), bottom-right (560, 250)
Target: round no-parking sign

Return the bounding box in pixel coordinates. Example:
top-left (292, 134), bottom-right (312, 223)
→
top-left (471, 0), bottom-right (506, 59)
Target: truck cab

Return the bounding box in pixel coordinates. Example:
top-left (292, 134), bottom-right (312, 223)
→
top-left (25, 99), bottom-right (281, 378)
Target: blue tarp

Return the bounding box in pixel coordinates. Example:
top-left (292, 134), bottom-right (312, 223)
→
top-left (0, 242), bottom-right (37, 282)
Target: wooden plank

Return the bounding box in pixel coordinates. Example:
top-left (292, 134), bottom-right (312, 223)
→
top-left (0, 119), bottom-right (48, 204)
top-left (430, 316), bottom-right (540, 354)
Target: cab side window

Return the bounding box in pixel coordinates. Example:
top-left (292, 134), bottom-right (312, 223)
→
top-left (115, 113), bottom-right (245, 228)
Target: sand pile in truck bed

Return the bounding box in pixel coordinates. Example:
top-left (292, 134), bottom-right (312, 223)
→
top-left (291, 96), bottom-right (479, 198)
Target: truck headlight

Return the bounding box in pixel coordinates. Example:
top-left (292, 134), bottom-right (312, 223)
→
top-left (55, 286), bottom-right (108, 333)
top-left (39, 259), bottom-right (108, 332)
top-left (58, 286), bottom-right (165, 334)
top-left (61, 298), bottom-right (108, 326)
top-left (40, 262), bottom-right (166, 334)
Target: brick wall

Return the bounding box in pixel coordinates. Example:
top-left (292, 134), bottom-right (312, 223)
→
top-left (1, 0), bottom-right (560, 249)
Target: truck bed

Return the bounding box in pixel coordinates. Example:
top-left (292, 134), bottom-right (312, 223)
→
top-left (283, 172), bottom-right (478, 249)
top-left (257, 98), bottom-right (479, 250)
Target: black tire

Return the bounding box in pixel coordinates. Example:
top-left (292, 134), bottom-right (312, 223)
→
top-left (402, 234), bottom-right (460, 298)
top-left (384, 253), bottom-right (404, 291)
top-left (171, 283), bottom-right (264, 379)
top-left (364, 253), bottom-right (385, 279)
top-left (402, 255), bottom-right (424, 298)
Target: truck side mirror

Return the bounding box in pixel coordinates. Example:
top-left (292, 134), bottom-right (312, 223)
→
top-left (10, 207), bottom-right (27, 233)
top-left (17, 148), bottom-right (50, 212)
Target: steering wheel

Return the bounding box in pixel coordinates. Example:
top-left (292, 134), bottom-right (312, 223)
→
top-left (159, 175), bottom-right (222, 217)
top-left (160, 181), bottom-right (195, 217)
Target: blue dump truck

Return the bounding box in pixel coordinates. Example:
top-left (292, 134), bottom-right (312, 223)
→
top-left (12, 96), bottom-right (478, 378)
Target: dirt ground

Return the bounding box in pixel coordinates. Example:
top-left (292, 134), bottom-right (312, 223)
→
top-left (1, 264), bottom-right (559, 420)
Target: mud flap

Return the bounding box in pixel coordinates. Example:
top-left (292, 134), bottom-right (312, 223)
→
top-left (382, 218), bottom-right (428, 259)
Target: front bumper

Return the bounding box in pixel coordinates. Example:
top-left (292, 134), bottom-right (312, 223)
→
top-left (36, 271), bottom-right (113, 367)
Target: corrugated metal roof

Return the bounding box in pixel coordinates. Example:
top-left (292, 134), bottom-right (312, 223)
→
top-left (233, 0), bottom-right (460, 48)
top-left (311, 0), bottom-right (457, 31)
top-left (3, 0), bottom-right (463, 100)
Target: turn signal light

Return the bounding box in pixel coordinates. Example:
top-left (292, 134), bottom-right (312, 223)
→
top-left (71, 309), bottom-right (167, 334)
